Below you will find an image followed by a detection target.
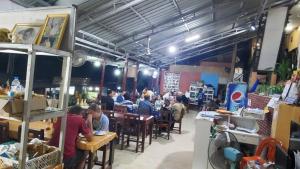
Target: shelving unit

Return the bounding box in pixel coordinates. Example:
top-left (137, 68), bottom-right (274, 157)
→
top-left (0, 6), bottom-right (76, 168)
top-left (189, 84), bottom-right (214, 105)
top-left (0, 43), bottom-right (72, 168)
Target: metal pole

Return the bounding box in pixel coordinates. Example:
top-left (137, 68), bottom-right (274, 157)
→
top-left (230, 44), bottom-right (238, 81)
top-left (99, 60), bottom-right (106, 100)
top-left (19, 47), bottom-right (36, 169)
top-left (58, 55), bottom-right (72, 163)
top-left (122, 57), bottom-right (128, 91)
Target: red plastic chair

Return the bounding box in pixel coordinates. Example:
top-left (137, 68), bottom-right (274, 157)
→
top-left (240, 137), bottom-right (284, 169)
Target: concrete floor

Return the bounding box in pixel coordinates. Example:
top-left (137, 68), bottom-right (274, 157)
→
top-left (106, 111), bottom-right (197, 169)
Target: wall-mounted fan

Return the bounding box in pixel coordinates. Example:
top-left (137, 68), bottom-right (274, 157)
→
top-left (73, 50), bottom-right (87, 67)
top-left (208, 131), bottom-right (242, 169)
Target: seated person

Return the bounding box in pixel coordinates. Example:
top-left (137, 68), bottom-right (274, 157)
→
top-left (138, 94), bottom-right (153, 115)
top-left (49, 105), bottom-right (93, 169)
top-left (87, 103), bottom-right (109, 133)
top-left (101, 89), bottom-right (115, 110)
top-left (116, 91), bottom-right (125, 103)
top-left (154, 95), bottom-right (164, 111)
top-left (171, 96), bottom-right (186, 121)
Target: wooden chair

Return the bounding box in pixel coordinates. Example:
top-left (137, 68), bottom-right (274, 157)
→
top-left (120, 113), bottom-right (142, 153)
top-left (0, 122), bottom-right (9, 143)
top-left (240, 137), bottom-right (284, 169)
top-left (17, 125), bottom-right (45, 141)
top-left (114, 105), bottom-right (127, 114)
top-left (155, 109), bottom-right (173, 140)
top-left (173, 108), bottom-right (184, 134)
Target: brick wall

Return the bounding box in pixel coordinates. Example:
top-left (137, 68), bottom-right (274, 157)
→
top-left (248, 93), bottom-right (273, 136)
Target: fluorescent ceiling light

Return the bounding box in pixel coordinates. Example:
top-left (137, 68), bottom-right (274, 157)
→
top-left (114, 69), bottom-right (121, 76)
top-left (168, 46), bottom-right (177, 53)
top-left (143, 69), bottom-right (150, 76)
top-left (250, 25), bottom-right (256, 31)
top-left (93, 61), bottom-right (101, 67)
top-left (95, 87), bottom-right (99, 91)
top-left (152, 71), bottom-right (158, 78)
top-left (185, 34), bottom-right (200, 43)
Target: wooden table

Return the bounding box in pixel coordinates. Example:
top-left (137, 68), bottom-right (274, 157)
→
top-left (114, 113), bottom-right (154, 152)
top-left (2, 120), bottom-right (53, 140)
top-left (77, 132), bottom-right (117, 169)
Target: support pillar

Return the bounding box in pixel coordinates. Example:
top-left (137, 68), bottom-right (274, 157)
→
top-left (122, 57), bottom-right (128, 91)
top-left (132, 62), bottom-right (139, 101)
top-left (99, 60), bottom-right (106, 100)
top-left (230, 44), bottom-right (237, 81)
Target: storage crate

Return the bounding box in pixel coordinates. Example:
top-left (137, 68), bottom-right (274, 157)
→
top-left (0, 147), bottom-right (60, 169)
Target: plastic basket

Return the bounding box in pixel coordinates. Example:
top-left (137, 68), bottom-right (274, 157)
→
top-left (0, 147), bottom-right (60, 169)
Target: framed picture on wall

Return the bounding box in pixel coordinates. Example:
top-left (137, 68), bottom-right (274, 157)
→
top-left (10, 23), bottom-right (42, 44)
top-left (37, 14), bottom-right (69, 49)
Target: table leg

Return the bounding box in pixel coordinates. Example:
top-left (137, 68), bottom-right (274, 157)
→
top-left (141, 123), bottom-right (146, 153)
top-left (149, 121), bottom-right (153, 145)
top-left (109, 139), bottom-right (115, 165)
top-left (87, 151), bottom-right (95, 169)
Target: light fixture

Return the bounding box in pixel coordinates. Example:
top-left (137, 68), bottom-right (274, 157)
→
top-left (93, 61), bottom-right (100, 67)
top-left (95, 87), bottom-right (99, 91)
top-left (285, 23), bottom-right (294, 32)
top-left (256, 43), bottom-right (260, 47)
top-left (250, 25), bottom-right (256, 31)
top-left (185, 34), bottom-right (200, 43)
top-left (143, 69), bottom-right (150, 76)
top-left (152, 71), bottom-right (158, 78)
top-left (117, 86), bottom-right (121, 90)
top-left (88, 86), bottom-right (93, 91)
top-left (114, 69), bottom-right (121, 76)
top-left (168, 46), bottom-right (177, 53)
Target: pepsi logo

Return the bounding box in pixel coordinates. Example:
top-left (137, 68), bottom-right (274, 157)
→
top-left (231, 91), bottom-right (243, 103)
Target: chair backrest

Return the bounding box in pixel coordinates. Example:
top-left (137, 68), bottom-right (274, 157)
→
top-left (0, 122), bottom-right (9, 143)
top-left (103, 110), bottom-right (115, 118)
top-left (159, 109), bottom-right (173, 124)
top-left (114, 105), bottom-right (127, 114)
top-left (123, 113), bottom-right (141, 129)
top-left (100, 103), bottom-right (107, 111)
top-left (255, 137), bottom-right (284, 162)
top-left (18, 125), bottom-right (45, 141)
top-left (102, 110), bottom-right (116, 132)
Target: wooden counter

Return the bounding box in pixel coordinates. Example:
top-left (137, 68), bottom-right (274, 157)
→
top-left (271, 104), bottom-right (300, 149)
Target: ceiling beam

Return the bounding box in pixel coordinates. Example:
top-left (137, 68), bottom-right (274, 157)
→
top-left (79, 0), bottom-right (146, 30)
top-left (130, 6), bottom-right (152, 27)
top-left (172, 0), bottom-right (189, 32)
top-left (113, 1), bottom-right (214, 43)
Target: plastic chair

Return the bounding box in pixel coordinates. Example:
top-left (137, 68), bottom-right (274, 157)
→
top-left (240, 137), bottom-right (284, 169)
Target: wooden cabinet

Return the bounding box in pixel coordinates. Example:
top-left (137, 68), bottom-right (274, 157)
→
top-left (271, 104), bottom-right (300, 149)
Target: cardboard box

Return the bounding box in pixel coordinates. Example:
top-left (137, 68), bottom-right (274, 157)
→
top-left (0, 96), bottom-right (47, 115)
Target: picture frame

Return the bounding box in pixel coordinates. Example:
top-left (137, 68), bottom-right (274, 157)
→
top-left (37, 14), bottom-right (69, 49)
top-left (10, 23), bottom-right (42, 44)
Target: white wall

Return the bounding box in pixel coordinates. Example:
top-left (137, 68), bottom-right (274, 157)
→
top-left (0, 0), bottom-right (24, 11)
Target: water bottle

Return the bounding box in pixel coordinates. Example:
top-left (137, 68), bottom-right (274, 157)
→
top-left (11, 76), bottom-right (20, 93)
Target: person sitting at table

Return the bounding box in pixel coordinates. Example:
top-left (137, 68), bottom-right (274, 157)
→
top-left (116, 91), bottom-right (125, 103)
top-left (101, 89), bottom-right (115, 110)
top-left (171, 96), bottom-right (186, 122)
top-left (154, 95), bottom-right (164, 111)
top-left (137, 94), bottom-right (153, 115)
top-left (87, 103), bottom-right (109, 133)
top-left (49, 105), bottom-right (93, 169)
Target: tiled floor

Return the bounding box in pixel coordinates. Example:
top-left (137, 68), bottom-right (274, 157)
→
top-left (93, 110), bottom-right (197, 169)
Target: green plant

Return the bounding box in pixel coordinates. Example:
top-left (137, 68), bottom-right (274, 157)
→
top-left (276, 58), bottom-right (292, 81)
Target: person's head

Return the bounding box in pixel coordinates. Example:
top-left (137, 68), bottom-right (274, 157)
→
top-left (68, 105), bottom-right (83, 115)
top-left (107, 89), bottom-right (113, 97)
top-left (144, 94), bottom-right (150, 101)
top-left (176, 96), bottom-right (182, 103)
top-left (199, 88), bottom-right (203, 93)
top-left (124, 92), bottom-right (130, 100)
top-left (88, 103), bottom-right (102, 118)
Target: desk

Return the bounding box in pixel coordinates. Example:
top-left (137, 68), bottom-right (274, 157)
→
top-left (114, 113), bottom-right (154, 152)
top-left (2, 120), bottom-right (52, 140)
top-left (77, 132), bottom-right (117, 169)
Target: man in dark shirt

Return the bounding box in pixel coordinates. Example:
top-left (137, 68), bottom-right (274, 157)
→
top-left (49, 105), bottom-right (93, 169)
top-left (138, 94), bottom-right (153, 115)
top-left (101, 89), bottom-right (115, 110)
